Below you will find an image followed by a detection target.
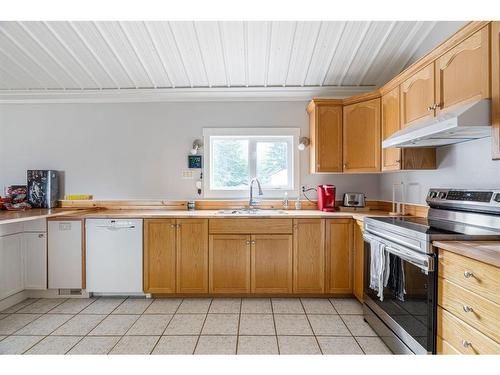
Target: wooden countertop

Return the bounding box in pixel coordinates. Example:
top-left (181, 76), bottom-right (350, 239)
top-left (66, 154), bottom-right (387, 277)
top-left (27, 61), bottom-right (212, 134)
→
top-left (0, 208), bottom-right (92, 225)
top-left (0, 208), bottom-right (397, 225)
top-left (434, 241), bottom-right (500, 268)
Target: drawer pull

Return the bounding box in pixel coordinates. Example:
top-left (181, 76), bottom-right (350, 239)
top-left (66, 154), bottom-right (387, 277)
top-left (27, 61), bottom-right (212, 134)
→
top-left (463, 271), bottom-right (474, 278)
top-left (462, 305), bottom-right (474, 313)
top-left (462, 340), bottom-right (472, 348)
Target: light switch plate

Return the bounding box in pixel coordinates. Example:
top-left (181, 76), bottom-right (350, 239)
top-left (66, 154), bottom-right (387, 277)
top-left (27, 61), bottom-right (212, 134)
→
top-left (181, 170), bottom-right (194, 179)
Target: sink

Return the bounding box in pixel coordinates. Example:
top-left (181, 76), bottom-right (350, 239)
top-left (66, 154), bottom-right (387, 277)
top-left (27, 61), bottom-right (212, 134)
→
top-left (216, 209), bottom-right (288, 216)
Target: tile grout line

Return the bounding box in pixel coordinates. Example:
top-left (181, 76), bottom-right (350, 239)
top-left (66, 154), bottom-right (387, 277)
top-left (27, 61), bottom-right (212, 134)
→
top-left (235, 298), bottom-right (242, 354)
top-left (331, 299), bottom-right (367, 355)
top-left (149, 297), bottom-right (183, 354)
top-left (299, 298), bottom-right (323, 355)
top-left (269, 298), bottom-right (280, 355)
top-left (192, 298), bottom-right (213, 355)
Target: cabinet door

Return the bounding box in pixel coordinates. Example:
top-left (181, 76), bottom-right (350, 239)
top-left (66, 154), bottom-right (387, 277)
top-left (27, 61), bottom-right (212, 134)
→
top-left (143, 219), bottom-right (176, 294)
top-left (0, 234), bottom-right (24, 299)
top-left (400, 63), bottom-right (435, 128)
top-left (326, 219), bottom-right (353, 294)
top-left (293, 219), bottom-right (325, 293)
top-left (492, 22), bottom-right (500, 160)
top-left (382, 87), bottom-right (402, 171)
top-left (176, 219), bottom-right (208, 293)
top-left (309, 103), bottom-right (343, 173)
top-left (343, 98), bottom-right (381, 172)
top-left (353, 220), bottom-right (364, 302)
top-left (251, 234), bottom-right (292, 294)
top-left (209, 235), bottom-right (250, 294)
top-left (435, 27), bottom-right (489, 113)
top-left (24, 232), bottom-right (47, 290)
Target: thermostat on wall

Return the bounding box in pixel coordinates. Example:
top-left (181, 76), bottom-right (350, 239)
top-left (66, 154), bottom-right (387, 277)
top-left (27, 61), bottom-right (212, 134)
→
top-left (188, 155), bottom-right (202, 169)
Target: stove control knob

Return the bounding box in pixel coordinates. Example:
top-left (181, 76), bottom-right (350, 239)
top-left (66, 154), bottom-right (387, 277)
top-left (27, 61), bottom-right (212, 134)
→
top-left (437, 192), bottom-right (447, 199)
top-left (429, 191), bottom-right (437, 199)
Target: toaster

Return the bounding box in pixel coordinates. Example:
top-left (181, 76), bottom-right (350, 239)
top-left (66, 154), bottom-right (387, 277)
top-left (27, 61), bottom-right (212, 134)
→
top-left (343, 193), bottom-right (366, 207)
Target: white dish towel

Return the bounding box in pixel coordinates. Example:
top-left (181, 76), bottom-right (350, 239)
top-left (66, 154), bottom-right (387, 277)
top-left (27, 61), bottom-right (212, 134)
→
top-left (369, 238), bottom-right (390, 301)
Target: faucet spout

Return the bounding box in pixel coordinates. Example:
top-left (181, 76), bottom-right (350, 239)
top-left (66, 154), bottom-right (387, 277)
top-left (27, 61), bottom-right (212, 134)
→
top-left (249, 178), bottom-right (263, 208)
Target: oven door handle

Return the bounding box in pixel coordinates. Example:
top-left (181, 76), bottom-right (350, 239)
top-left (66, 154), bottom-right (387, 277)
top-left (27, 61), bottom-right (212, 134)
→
top-left (384, 245), bottom-right (434, 273)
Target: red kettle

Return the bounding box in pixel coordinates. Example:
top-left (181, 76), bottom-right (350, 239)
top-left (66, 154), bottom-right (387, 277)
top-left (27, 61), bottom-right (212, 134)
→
top-left (317, 185), bottom-right (336, 212)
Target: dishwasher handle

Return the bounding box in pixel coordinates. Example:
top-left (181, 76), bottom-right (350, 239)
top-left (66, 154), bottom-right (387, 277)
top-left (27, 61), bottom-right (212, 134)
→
top-left (96, 225), bottom-right (136, 230)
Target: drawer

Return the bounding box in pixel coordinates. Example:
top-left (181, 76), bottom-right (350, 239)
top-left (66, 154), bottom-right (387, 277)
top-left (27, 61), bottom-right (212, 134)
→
top-left (23, 218), bottom-right (47, 232)
top-left (439, 249), bottom-right (500, 304)
top-left (437, 306), bottom-right (500, 354)
top-left (209, 218), bottom-right (293, 234)
top-left (438, 277), bottom-right (500, 342)
top-left (437, 336), bottom-right (460, 355)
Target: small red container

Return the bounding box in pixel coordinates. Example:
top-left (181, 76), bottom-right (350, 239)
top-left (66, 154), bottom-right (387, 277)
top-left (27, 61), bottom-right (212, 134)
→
top-left (317, 185), bottom-right (336, 212)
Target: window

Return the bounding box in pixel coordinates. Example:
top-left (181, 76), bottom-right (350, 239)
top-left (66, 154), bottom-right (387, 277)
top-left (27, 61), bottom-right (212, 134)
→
top-left (203, 128), bottom-right (300, 198)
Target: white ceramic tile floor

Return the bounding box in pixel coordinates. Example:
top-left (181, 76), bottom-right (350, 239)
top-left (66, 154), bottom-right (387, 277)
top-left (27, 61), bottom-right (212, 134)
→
top-left (0, 297), bottom-right (393, 354)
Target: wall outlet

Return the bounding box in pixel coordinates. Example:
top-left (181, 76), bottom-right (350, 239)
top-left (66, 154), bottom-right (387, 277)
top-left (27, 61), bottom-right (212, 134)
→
top-left (181, 170), bottom-right (194, 179)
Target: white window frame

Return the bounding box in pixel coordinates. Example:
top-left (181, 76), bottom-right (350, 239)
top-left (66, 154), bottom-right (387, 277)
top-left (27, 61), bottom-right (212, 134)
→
top-left (203, 127), bottom-right (300, 199)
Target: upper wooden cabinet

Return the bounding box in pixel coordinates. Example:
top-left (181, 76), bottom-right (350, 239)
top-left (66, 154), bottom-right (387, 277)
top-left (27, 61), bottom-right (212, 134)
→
top-left (400, 63), bottom-right (436, 128)
top-left (492, 22), bottom-right (500, 160)
top-left (382, 87), bottom-right (437, 171)
top-left (143, 219), bottom-right (176, 294)
top-left (293, 219), bottom-right (325, 293)
top-left (325, 219), bottom-right (353, 294)
top-left (343, 98), bottom-right (381, 172)
top-left (307, 100), bottom-right (343, 173)
top-left (435, 27), bottom-right (490, 113)
top-left (176, 219), bottom-right (209, 294)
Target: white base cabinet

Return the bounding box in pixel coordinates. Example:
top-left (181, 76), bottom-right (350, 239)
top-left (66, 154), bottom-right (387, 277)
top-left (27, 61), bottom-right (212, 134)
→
top-left (0, 219), bottom-right (47, 301)
top-left (48, 220), bottom-right (83, 289)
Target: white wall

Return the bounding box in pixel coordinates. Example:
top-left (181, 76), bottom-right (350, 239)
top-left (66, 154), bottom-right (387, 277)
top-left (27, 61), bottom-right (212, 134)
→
top-left (0, 101), bottom-right (380, 200)
top-left (379, 138), bottom-right (500, 205)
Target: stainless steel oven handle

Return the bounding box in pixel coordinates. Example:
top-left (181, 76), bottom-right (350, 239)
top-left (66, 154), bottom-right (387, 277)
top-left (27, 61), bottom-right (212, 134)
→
top-left (384, 246), bottom-right (433, 272)
top-left (364, 233), bottom-right (433, 272)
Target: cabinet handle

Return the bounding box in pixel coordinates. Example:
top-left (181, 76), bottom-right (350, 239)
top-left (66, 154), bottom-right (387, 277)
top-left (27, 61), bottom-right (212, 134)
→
top-left (170, 224), bottom-right (176, 228)
top-left (464, 271), bottom-right (474, 278)
top-left (462, 340), bottom-right (472, 348)
top-left (251, 240), bottom-right (256, 244)
top-left (343, 163), bottom-right (348, 168)
top-left (38, 234), bottom-right (44, 238)
top-left (245, 240), bottom-right (250, 245)
top-left (462, 305), bottom-right (474, 313)
top-left (395, 159), bottom-right (401, 163)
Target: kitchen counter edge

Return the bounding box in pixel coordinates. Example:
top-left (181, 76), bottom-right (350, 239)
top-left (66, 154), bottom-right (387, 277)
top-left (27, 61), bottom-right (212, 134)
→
top-left (433, 240), bottom-right (500, 268)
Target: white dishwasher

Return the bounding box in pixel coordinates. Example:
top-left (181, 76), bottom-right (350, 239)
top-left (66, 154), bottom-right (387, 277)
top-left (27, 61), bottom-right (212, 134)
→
top-left (85, 219), bottom-right (143, 294)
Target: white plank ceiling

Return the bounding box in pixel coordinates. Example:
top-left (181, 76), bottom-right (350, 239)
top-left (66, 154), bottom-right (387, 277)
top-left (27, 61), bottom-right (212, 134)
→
top-left (0, 21), bottom-right (465, 96)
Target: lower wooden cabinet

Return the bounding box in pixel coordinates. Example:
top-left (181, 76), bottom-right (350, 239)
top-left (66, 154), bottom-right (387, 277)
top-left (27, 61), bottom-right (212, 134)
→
top-left (144, 218), bottom-right (208, 294)
top-left (353, 220), bottom-right (364, 302)
top-left (176, 219), bottom-right (209, 293)
top-left (251, 234), bottom-right (293, 294)
top-left (143, 219), bottom-right (176, 293)
top-left (293, 219), bottom-right (325, 293)
top-left (209, 235), bottom-right (251, 294)
top-left (326, 219), bottom-right (353, 294)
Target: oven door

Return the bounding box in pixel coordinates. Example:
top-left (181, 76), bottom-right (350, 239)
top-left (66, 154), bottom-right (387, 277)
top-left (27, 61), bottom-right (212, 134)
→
top-left (363, 233), bottom-right (436, 354)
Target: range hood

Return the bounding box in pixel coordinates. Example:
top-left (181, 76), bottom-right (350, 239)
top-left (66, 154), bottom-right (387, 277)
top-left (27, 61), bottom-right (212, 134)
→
top-left (382, 99), bottom-right (491, 148)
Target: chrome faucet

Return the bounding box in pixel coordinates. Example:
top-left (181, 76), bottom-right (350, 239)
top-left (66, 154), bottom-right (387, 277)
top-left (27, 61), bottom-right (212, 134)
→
top-left (249, 178), bottom-right (263, 209)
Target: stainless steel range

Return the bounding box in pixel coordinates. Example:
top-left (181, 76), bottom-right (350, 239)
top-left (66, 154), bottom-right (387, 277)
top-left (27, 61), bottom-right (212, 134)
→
top-left (363, 189), bottom-right (500, 355)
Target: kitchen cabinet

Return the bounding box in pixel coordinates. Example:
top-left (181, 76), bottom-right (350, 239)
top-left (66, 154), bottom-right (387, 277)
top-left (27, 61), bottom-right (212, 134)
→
top-left (176, 219), bottom-right (209, 294)
top-left (381, 87), bottom-right (436, 171)
top-left (307, 100), bottom-right (343, 173)
top-left (400, 63), bottom-right (435, 128)
top-left (24, 232), bottom-right (47, 290)
top-left (325, 219), bottom-right (353, 294)
top-left (493, 21), bottom-right (500, 160)
top-left (48, 219), bottom-right (83, 290)
top-left (437, 248), bottom-right (500, 354)
top-left (209, 235), bottom-right (251, 294)
top-left (0, 234), bottom-right (24, 300)
top-left (251, 234), bottom-right (293, 294)
top-left (435, 27), bottom-right (490, 114)
top-left (343, 98), bottom-right (381, 172)
top-left (353, 220), bottom-right (364, 302)
top-left (293, 219), bottom-right (325, 293)
top-left (143, 219), bottom-right (176, 294)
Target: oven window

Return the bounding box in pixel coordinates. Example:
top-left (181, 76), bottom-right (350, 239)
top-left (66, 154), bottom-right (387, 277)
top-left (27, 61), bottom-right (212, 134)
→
top-left (364, 240), bottom-right (435, 351)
